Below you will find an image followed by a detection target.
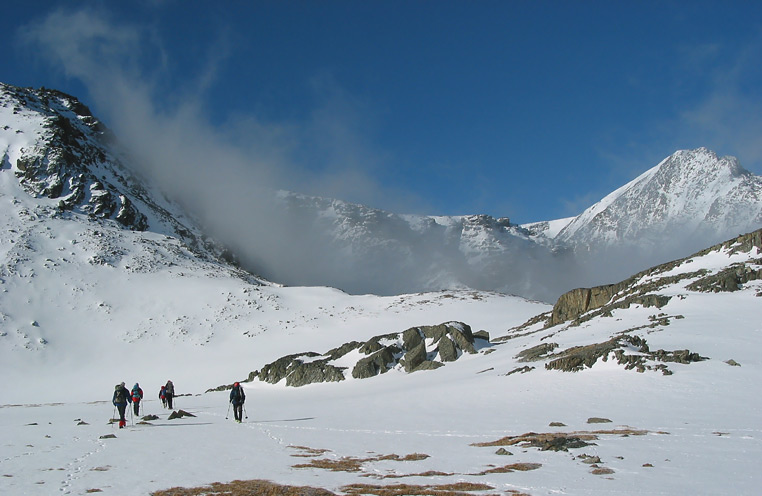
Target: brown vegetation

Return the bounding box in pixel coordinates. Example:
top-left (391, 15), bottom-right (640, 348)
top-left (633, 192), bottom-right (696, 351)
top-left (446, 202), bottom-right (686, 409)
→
top-left (152, 479), bottom-right (337, 496)
top-left (340, 481), bottom-right (504, 496)
top-left (292, 453), bottom-right (430, 473)
top-left (471, 428), bottom-right (649, 450)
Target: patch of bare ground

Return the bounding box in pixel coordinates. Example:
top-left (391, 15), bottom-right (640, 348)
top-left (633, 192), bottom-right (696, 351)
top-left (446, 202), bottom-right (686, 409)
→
top-left (472, 463), bottom-right (542, 475)
top-left (151, 479), bottom-right (337, 496)
top-left (151, 479), bottom-right (522, 496)
top-left (366, 470), bottom-right (454, 479)
top-left (292, 453), bottom-right (430, 473)
top-left (340, 482), bottom-right (512, 496)
top-left (288, 445), bottom-right (332, 457)
top-left (471, 428), bottom-right (651, 451)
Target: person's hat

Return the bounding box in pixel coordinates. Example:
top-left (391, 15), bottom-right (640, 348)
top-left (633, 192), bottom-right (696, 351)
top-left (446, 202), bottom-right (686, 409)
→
top-left (234, 382), bottom-right (240, 386)
top-left (120, 382), bottom-right (125, 386)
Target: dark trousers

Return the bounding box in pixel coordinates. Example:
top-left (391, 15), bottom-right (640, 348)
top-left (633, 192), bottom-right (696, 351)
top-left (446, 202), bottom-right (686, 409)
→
top-left (116, 404), bottom-right (127, 427)
top-left (133, 400), bottom-right (140, 416)
top-left (166, 394), bottom-right (173, 409)
top-left (233, 403), bottom-right (243, 421)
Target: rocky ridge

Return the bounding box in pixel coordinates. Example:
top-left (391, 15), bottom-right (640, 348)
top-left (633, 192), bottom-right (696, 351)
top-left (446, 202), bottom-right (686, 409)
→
top-left (226, 322), bottom-right (490, 388)
top-left (0, 83), bottom-right (237, 267)
top-left (495, 228), bottom-right (762, 375)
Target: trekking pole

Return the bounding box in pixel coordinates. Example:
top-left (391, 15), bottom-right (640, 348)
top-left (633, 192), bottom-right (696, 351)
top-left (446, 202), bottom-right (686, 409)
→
top-left (130, 403), bottom-right (134, 426)
top-left (112, 405), bottom-right (116, 428)
top-left (243, 404), bottom-right (248, 419)
top-left (226, 402), bottom-right (231, 420)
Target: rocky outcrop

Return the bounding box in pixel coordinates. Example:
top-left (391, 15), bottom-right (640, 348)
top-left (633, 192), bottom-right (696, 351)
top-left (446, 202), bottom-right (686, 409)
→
top-left (250, 322), bottom-right (490, 387)
top-left (546, 228), bottom-right (762, 328)
top-left (544, 335), bottom-right (707, 374)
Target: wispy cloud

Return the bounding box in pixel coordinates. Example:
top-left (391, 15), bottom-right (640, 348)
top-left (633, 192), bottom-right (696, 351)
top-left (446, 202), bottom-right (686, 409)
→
top-left (17, 8), bottom-right (438, 293)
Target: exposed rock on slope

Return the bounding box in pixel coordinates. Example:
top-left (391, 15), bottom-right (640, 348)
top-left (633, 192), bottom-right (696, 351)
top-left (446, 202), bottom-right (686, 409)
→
top-left (0, 83), bottom-right (237, 266)
top-left (248, 322), bottom-right (490, 387)
top-left (497, 228), bottom-right (762, 375)
top-left (545, 228), bottom-right (762, 328)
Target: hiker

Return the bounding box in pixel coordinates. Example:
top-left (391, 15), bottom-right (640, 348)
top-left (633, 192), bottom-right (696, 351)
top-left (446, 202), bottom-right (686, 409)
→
top-left (229, 382), bottom-right (246, 422)
top-left (112, 382), bottom-right (132, 428)
top-left (164, 380), bottom-right (175, 409)
top-left (131, 383), bottom-right (143, 416)
top-left (159, 385), bottom-right (167, 408)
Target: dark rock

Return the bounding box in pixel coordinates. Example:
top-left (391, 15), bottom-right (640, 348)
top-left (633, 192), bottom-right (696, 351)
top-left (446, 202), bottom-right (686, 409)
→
top-left (412, 360), bottom-right (444, 372)
top-left (505, 366), bottom-right (534, 376)
top-left (286, 361), bottom-right (346, 387)
top-left (516, 342), bottom-right (558, 362)
top-left (402, 327), bottom-right (423, 350)
top-left (437, 336), bottom-right (458, 362)
top-left (352, 347), bottom-right (398, 379)
top-left (99, 434), bottom-right (116, 439)
top-left (168, 410), bottom-right (196, 420)
top-left (402, 341), bottom-right (427, 372)
top-left (587, 417), bottom-right (612, 424)
top-left (496, 448), bottom-right (513, 455)
top-left (541, 436), bottom-right (592, 451)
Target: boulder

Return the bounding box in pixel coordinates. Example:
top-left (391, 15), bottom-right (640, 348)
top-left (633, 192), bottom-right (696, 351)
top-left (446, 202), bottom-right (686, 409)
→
top-left (402, 341), bottom-right (427, 372)
top-left (286, 362), bottom-right (346, 387)
top-left (437, 336), bottom-right (458, 362)
top-left (352, 347), bottom-right (397, 379)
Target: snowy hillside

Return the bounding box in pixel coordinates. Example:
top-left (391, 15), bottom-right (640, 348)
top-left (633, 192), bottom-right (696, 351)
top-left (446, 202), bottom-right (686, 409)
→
top-left (2, 228), bottom-right (760, 495)
top-left (1, 81), bottom-right (761, 495)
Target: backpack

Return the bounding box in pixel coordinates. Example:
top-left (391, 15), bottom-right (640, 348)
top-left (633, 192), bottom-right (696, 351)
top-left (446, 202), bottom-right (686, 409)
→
top-left (165, 381), bottom-right (174, 395)
top-left (132, 387), bottom-right (142, 402)
top-left (230, 386), bottom-right (241, 402)
top-left (114, 385), bottom-right (126, 403)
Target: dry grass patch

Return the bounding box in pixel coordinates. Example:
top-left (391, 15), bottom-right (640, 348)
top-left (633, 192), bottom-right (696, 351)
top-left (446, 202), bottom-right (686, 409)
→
top-left (367, 470), bottom-right (454, 480)
top-left (293, 453), bottom-right (430, 473)
top-left (151, 479), bottom-right (337, 496)
top-left (340, 482), bottom-right (501, 496)
top-left (288, 445), bottom-right (332, 457)
top-left (472, 428), bottom-right (650, 451)
top-left (473, 463), bottom-right (542, 475)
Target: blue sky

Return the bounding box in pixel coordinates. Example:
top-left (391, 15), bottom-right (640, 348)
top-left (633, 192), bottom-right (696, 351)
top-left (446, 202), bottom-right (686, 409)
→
top-left (3, 1), bottom-right (762, 223)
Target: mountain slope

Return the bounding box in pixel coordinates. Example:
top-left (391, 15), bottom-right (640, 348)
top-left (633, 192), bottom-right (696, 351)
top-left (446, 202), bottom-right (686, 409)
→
top-left (557, 147), bottom-right (762, 247)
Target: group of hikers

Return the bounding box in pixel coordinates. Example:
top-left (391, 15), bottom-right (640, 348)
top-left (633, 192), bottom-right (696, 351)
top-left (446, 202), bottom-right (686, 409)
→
top-left (112, 380), bottom-right (175, 428)
top-left (111, 379), bottom-right (247, 427)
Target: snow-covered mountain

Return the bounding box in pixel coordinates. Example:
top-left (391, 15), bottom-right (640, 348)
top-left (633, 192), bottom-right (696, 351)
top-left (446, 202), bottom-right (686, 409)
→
top-left (1, 82), bottom-right (761, 495)
top-left (3, 82), bottom-right (762, 303)
top-left (555, 148), bottom-right (762, 246)
top-left (271, 147), bottom-right (762, 300)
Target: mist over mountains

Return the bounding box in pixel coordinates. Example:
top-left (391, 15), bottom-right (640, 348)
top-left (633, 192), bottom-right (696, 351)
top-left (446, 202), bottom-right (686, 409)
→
top-left (2, 82), bottom-right (762, 303)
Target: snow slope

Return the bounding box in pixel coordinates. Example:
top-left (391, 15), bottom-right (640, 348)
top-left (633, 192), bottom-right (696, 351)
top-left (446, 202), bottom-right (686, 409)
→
top-left (2, 229), bottom-right (761, 495)
top-left (1, 82), bottom-right (761, 495)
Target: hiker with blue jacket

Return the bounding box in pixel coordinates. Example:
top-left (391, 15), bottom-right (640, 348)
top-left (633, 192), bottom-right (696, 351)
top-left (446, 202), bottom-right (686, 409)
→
top-left (112, 382), bottom-right (132, 428)
top-left (229, 382), bottom-right (245, 422)
top-left (131, 383), bottom-right (143, 416)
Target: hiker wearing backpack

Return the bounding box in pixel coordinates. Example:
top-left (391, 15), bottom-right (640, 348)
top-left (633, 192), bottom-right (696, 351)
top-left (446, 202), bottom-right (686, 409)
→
top-left (164, 380), bottom-right (175, 409)
top-left (112, 382), bottom-right (132, 428)
top-left (159, 385), bottom-right (167, 408)
top-left (131, 383), bottom-right (143, 416)
top-left (229, 382), bottom-right (246, 422)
